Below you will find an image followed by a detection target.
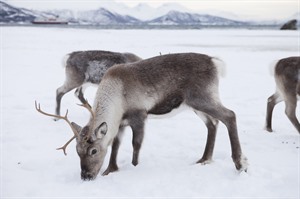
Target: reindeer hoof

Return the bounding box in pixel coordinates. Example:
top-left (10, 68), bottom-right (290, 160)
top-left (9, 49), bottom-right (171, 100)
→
top-left (196, 158), bottom-right (212, 165)
top-left (234, 154), bottom-right (248, 172)
top-left (132, 159), bottom-right (138, 166)
top-left (265, 127), bottom-right (273, 132)
top-left (102, 166), bottom-right (118, 176)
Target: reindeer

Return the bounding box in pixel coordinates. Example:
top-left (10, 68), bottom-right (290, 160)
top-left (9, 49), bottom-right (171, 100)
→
top-left (265, 56), bottom-right (300, 133)
top-left (36, 53), bottom-right (248, 180)
top-left (55, 50), bottom-right (142, 116)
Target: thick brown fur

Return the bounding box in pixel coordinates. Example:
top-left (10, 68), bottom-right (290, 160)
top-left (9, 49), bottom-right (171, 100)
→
top-left (73, 53), bottom-right (247, 180)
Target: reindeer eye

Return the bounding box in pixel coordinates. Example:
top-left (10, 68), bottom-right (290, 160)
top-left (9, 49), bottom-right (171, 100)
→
top-left (87, 139), bottom-right (93, 144)
top-left (90, 148), bottom-right (97, 155)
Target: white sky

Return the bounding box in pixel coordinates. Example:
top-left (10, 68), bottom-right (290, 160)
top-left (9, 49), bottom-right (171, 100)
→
top-left (4, 0), bottom-right (299, 20)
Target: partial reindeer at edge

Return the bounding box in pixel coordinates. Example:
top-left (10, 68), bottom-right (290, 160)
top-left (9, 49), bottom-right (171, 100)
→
top-left (265, 56), bottom-right (300, 133)
top-left (36, 53), bottom-right (248, 181)
top-left (55, 50), bottom-right (142, 117)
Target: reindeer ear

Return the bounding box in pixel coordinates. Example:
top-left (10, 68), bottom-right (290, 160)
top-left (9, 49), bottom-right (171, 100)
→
top-left (71, 122), bottom-right (82, 134)
top-left (94, 122), bottom-right (107, 139)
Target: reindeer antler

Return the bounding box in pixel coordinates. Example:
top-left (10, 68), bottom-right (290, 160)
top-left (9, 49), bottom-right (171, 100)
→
top-left (35, 101), bottom-right (79, 155)
top-left (77, 100), bottom-right (95, 119)
top-left (56, 136), bottom-right (76, 155)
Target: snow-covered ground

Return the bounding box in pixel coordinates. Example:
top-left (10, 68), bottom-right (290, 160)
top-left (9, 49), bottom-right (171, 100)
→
top-left (1, 26), bottom-right (299, 198)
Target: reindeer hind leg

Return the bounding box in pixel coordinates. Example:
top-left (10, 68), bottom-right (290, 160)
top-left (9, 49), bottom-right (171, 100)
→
top-left (187, 93), bottom-right (248, 171)
top-left (74, 85), bottom-right (90, 106)
top-left (265, 92), bottom-right (282, 132)
top-left (194, 111), bottom-right (219, 165)
top-left (284, 93), bottom-right (300, 133)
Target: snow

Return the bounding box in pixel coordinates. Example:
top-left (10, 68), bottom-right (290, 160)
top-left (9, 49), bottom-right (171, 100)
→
top-left (1, 27), bottom-right (299, 198)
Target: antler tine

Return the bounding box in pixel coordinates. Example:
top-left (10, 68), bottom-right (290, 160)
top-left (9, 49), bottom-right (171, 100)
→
top-left (35, 101), bottom-right (79, 136)
top-left (77, 100), bottom-right (95, 119)
top-left (35, 100), bottom-right (67, 120)
top-left (35, 100), bottom-right (79, 155)
top-left (56, 135), bottom-right (76, 155)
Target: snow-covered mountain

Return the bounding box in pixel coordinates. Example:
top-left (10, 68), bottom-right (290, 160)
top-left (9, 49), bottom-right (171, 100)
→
top-left (0, 1), bottom-right (59, 23)
top-left (76, 8), bottom-right (141, 25)
top-left (3, 0), bottom-right (293, 27)
top-left (148, 10), bottom-right (247, 26)
top-left (0, 1), bottom-right (247, 26)
top-left (0, 1), bottom-right (141, 25)
top-left (0, 1), bottom-right (35, 23)
top-left (115, 3), bottom-right (191, 21)
top-left (46, 9), bottom-right (77, 23)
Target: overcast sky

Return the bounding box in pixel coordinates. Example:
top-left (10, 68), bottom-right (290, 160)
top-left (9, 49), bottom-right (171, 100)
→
top-left (5, 0), bottom-right (299, 20)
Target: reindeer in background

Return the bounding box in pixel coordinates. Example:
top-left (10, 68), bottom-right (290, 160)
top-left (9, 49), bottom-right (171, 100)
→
top-left (55, 50), bottom-right (142, 117)
top-left (265, 56), bottom-right (300, 133)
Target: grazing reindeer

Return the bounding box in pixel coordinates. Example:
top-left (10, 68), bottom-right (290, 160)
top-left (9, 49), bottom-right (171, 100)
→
top-left (265, 56), bottom-right (300, 133)
top-left (37, 53), bottom-right (248, 181)
top-left (55, 50), bottom-right (142, 116)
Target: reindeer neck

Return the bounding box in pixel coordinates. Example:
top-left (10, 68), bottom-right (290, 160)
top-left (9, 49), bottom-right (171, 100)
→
top-left (92, 78), bottom-right (125, 147)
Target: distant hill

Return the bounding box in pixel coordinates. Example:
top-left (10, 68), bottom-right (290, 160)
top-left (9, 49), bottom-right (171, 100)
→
top-left (0, 1), bottom-right (62, 23)
top-left (0, 0), bottom-right (246, 26)
top-left (0, 1), bottom-right (142, 25)
top-left (117, 2), bottom-right (191, 21)
top-left (76, 8), bottom-right (141, 25)
top-left (1, 0), bottom-right (295, 28)
top-left (147, 10), bottom-right (247, 26)
top-left (0, 1), bottom-right (35, 23)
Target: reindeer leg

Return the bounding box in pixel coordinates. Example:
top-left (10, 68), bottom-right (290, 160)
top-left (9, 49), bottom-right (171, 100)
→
top-left (284, 95), bottom-right (300, 133)
top-left (265, 93), bottom-right (282, 132)
top-left (75, 87), bottom-right (85, 103)
top-left (56, 66), bottom-right (84, 118)
top-left (131, 126), bottom-right (145, 166)
top-left (189, 99), bottom-right (248, 171)
top-left (75, 85), bottom-right (90, 107)
top-left (102, 128), bottom-right (124, 176)
top-left (129, 111), bottom-right (146, 166)
top-left (55, 84), bottom-right (75, 117)
top-left (206, 106), bottom-right (247, 171)
top-left (194, 111), bottom-right (218, 164)
top-left (120, 110), bottom-right (147, 167)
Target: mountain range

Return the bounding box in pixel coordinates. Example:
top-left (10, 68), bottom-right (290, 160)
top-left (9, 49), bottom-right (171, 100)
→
top-left (0, 1), bottom-right (297, 26)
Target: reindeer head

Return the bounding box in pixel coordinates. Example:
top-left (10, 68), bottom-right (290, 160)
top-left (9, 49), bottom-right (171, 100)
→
top-left (35, 101), bottom-right (108, 181)
top-left (73, 122), bottom-right (108, 180)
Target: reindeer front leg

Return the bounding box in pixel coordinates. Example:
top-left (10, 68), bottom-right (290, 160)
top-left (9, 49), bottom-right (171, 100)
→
top-left (129, 110), bottom-right (147, 166)
top-left (102, 109), bottom-right (146, 175)
top-left (102, 128), bottom-right (124, 176)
